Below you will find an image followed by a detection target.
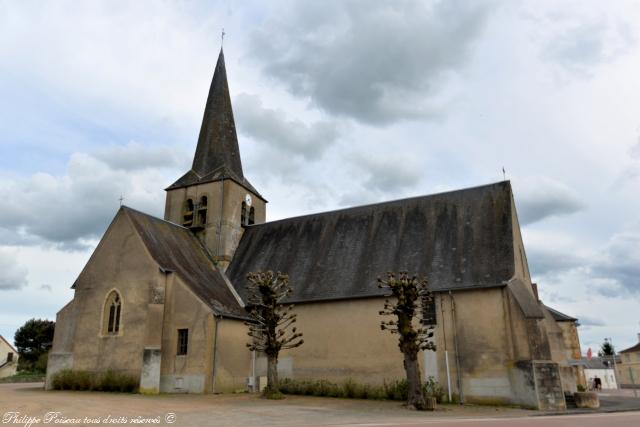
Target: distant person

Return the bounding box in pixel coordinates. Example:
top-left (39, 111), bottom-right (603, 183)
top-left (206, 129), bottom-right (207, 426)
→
top-left (594, 376), bottom-right (602, 391)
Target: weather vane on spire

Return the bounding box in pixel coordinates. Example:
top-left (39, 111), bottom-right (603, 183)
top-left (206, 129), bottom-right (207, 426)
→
top-left (221, 28), bottom-right (225, 47)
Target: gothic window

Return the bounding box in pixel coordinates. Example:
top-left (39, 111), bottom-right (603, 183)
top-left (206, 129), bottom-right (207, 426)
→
top-left (183, 199), bottom-right (194, 227)
top-left (177, 329), bottom-right (189, 355)
top-left (197, 196), bottom-right (208, 226)
top-left (241, 201), bottom-right (247, 226)
top-left (249, 207), bottom-right (255, 225)
top-left (103, 291), bottom-right (122, 335)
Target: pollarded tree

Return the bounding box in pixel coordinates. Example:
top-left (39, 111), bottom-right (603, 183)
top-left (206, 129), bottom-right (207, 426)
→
top-left (378, 272), bottom-right (436, 410)
top-left (245, 271), bottom-right (303, 397)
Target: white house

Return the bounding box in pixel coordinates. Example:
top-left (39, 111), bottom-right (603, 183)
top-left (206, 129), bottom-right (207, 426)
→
top-left (0, 335), bottom-right (18, 379)
top-left (583, 357), bottom-right (617, 390)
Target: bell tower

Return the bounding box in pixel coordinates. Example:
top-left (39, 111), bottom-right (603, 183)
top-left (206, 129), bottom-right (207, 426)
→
top-left (164, 48), bottom-right (266, 270)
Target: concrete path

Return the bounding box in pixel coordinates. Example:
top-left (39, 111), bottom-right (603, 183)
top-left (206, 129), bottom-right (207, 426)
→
top-left (1, 383), bottom-right (639, 427)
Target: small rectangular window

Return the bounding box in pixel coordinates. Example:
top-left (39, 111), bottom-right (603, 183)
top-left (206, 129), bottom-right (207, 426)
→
top-left (422, 297), bottom-right (437, 325)
top-left (7, 352), bottom-right (13, 362)
top-left (177, 329), bottom-right (188, 356)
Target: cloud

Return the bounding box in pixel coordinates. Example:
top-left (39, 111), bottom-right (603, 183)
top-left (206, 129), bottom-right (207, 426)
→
top-left (593, 231), bottom-right (640, 294)
top-left (337, 151), bottom-right (423, 206)
top-left (0, 144), bottom-right (180, 249)
top-left (539, 7), bottom-right (636, 76)
top-left (93, 141), bottom-right (190, 171)
top-left (514, 177), bottom-right (585, 225)
top-left (0, 250), bottom-right (28, 291)
top-left (527, 246), bottom-right (584, 276)
top-left (249, 0), bottom-right (492, 125)
top-left (631, 141), bottom-right (640, 159)
top-left (578, 316), bottom-right (605, 327)
top-left (39, 284), bottom-right (53, 292)
top-left (234, 94), bottom-right (343, 160)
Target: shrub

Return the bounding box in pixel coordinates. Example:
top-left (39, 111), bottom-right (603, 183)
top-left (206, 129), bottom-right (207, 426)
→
top-left (34, 352), bottom-right (49, 374)
top-left (51, 369), bottom-right (138, 393)
top-left (423, 376), bottom-right (445, 403)
top-left (278, 378), bottom-right (411, 401)
top-left (577, 384), bottom-right (586, 392)
top-left (383, 379), bottom-right (408, 401)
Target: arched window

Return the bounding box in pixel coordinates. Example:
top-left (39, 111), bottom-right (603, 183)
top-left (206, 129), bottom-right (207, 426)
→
top-left (249, 207), bottom-right (255, 225)
top-left (183, 199), bottom-right (194, 227)
top-left (241, 201), bottom-right (247, 226)
top-left (103, 291), bottom-right (122, 335)
top-left (198, 196), bottom-right (208, 226)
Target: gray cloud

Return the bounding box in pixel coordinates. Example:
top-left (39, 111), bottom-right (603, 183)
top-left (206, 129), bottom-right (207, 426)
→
top-left (234, 94), bottom-right (343, 160)
top-left (527, 246), bottom-right (584, 276)
top-left (338, 152), bottom-right (423, 206)
top-left (39, 284), bottom-right (53, 292)
top-left (0, 146), bottom-right (174, 250)
top-left (541, 13), bottom-right (636, 76)
top-left (0, 251), bottom-right (28, 291)
top-left (578, 316), bottom-right (605, 327)
top-left (93, 141), bottom-right (190, 172)
top-left (515, 177), bottom-right (585, 225)
top-left (594, 231), bottom-right (640, 294)
top-left (249, 0), bottom-right (492, 125)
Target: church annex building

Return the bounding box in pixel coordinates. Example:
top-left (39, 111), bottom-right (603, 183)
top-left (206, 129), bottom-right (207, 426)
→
top-left (47, 49), bottom-right (584, 411)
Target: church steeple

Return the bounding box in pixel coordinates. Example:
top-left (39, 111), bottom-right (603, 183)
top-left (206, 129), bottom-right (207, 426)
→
top-left (192, 48), bottom-right (244, 179)
top-left (164, 47), bottom-right (266, 270)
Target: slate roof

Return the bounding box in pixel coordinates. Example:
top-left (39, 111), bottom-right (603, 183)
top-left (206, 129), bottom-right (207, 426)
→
top-left (545, 305), bottom-right (578, 322)
top-left (166, 48), bottom-right (262, 199)
top-left (620, 342), bottom-right (640, 354)
top-left (582, 357), bottom-right (615, 369)
top-left (227, 181), bottom-right (516, 303)
top-left (122, 207), bottom-right (248, 320)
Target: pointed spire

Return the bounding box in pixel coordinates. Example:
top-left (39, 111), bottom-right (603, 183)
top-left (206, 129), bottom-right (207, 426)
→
top-left (192, 48), bottom-right (244, 179)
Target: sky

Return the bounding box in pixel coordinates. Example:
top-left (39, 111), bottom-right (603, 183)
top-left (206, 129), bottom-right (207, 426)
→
top-left (1, 0), bottom-right (639, 355)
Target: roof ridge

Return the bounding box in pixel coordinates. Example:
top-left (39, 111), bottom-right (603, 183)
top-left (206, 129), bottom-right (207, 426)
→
top-left (121, 206), bottom-right (188, 230)
top-left (252, 181), bottom-right (512, 228)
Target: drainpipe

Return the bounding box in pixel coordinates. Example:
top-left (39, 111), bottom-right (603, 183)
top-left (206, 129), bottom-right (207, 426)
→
top-left (212, 315), bottom-right (221, 393)
top-left (449, 291), bottom-right (464, 404)
top-left (439, 293), bottom-right (452, 403)
top-left (251, 350), bottom-right (257, 393)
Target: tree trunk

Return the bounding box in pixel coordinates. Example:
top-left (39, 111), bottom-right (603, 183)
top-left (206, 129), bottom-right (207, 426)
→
top-left (265, 354), bottom-right (279, 395)
top-left (403, 351), bottom-right (425, 410)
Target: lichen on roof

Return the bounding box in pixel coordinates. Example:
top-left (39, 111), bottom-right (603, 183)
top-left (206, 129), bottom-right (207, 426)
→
top-left (227, 181), bottom-right (516, 303)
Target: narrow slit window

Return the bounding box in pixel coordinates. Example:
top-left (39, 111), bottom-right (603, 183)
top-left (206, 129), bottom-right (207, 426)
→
top-left (241, 201), bottom-right (247, 226)
top-left (198, 196), bottom-right (208, 226)
top-left (183, 199), bottom-right (194, 227)
top-left (249, 207), bottom-right (255, 225)
top-left (177, 329), bottom-right (189, 355)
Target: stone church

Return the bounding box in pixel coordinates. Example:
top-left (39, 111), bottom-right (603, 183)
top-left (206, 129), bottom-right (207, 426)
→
top-left (47, 49), bottom-right (583, 410)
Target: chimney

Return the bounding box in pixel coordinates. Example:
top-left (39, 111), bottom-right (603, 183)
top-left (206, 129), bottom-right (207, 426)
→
top-left (531, 283), bottom-right (539, 301)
